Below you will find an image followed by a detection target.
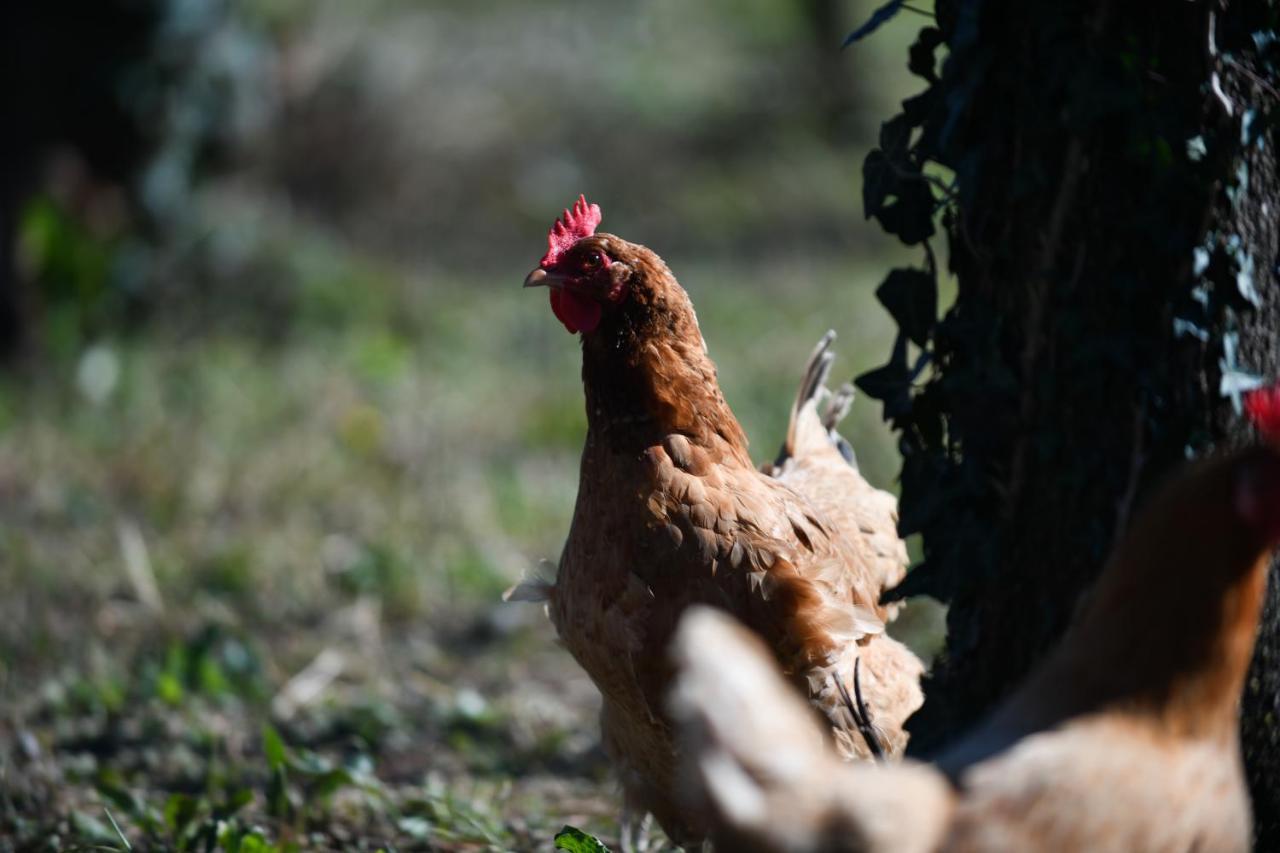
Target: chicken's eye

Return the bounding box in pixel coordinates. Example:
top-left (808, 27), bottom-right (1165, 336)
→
top-left (581, 251), bottom-right (604, 271)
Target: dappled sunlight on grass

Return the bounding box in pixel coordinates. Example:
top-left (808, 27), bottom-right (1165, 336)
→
top-left (0, 233), bottom-right (936, 847)
top-left (0, 0), bottom-right (943, 847)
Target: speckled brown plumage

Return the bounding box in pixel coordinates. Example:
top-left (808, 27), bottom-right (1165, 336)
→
top-left (520, 233), bottom-right (923, 846)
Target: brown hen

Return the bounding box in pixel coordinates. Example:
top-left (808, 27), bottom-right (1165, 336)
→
top-left (670, 399), bottom-right (1280, 852)
top-left (513, 196), bottom-right (923, 846)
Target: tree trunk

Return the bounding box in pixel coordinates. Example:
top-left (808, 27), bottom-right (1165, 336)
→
top-left (1231, 46), bottom-right (1280, 837)
top-left (855, 0), bottom-right (1280, 843)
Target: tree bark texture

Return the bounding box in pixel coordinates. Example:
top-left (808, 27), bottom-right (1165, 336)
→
top-left (1228, 41), bottom-right (1280, 839)
top-left (857, 0), bottom-right (1280, 843)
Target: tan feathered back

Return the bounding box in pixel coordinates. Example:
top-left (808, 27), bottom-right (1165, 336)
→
top-left (764, 331), bottom-right (910, 600)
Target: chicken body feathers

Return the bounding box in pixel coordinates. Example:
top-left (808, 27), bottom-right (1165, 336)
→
top-left (548, 410), bottom-right (917, 840)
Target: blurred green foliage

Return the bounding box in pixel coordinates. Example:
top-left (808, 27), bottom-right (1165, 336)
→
top-left (0, 1), bottom-right (944, 848)
top-left (20, 195), bottom-right (125, 357)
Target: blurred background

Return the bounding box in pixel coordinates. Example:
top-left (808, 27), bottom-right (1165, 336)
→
top-left (0, 1), bottom-right (937, 848)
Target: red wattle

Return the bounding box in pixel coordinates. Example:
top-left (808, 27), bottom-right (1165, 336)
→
top-left (550, 289), bottom-right (602, 334)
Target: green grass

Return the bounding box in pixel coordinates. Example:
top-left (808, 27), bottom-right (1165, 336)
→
top-left (0, 223), bottom-right (945, 849)
top-left (0, 2), bottom-right (946, 848)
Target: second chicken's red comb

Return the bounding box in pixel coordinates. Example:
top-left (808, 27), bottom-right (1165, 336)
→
top-left (1246, 383), bottom-right (1280, 443)
top-left (541, 194), bottom-right (602, 269)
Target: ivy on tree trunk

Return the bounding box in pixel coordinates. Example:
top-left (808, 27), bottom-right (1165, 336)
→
top-left (853, 0), bottom-right (1280, 844)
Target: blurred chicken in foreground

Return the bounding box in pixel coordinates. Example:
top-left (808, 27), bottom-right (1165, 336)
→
top-left (514, 196), bottom-right (923, 846)
top-left (670, 384), bottom-right (1280, 852)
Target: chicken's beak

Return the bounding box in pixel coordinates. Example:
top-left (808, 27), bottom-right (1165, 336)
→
top-left (523, 268), bottom-right (568, 290)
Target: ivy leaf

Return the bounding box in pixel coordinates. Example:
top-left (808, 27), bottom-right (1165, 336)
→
top-left (884, 527), bottom-right (983, 604)
top-left (1221, 369), bottom-right (1264, 414)
top-left (842, 0), bottom-right (906, 47)
top-left (1236, 252), bottom-right (1261, 308)
top-left (863, 149), bottom-right (896, 220)
top-left (554, 825), bottom-right (611, 852)
top-left (882, 557), bottom-right (941, 602)
top-left (876, 268), bottom-right (937, 346)
top-left (863, 140), bottom-right (938, 245)
top-left (1172, 317), bottom-right (1210, 342)
top-left (880, 114), bottom-right (913, 158)
top-left (856, 333), bottom-right (913, 417)
top-left (856, 361), bottom-right (909, 402)
top-left (876, 182), bottom-right (938, 245)
top-left (908, 27), bottom-right (944, 82)
top-left (901, 89), bottom-right (938, 125)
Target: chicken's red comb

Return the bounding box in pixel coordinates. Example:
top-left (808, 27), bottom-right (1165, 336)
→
top-left (540, 194), bottom-right (602, 269)
top-left (1245, 382), bottom-right (1280, 444)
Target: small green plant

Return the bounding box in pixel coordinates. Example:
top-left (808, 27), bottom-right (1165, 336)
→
top-left (554, 825), bottom-right (611, 852)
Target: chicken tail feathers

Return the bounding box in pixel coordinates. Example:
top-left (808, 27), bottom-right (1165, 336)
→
top-left (823, 382), bottom-right (859, 468)
top-left (792, 330), bottom-right (838, 433)
top-left (773, 330), bottom-right (834, 466)
top-left (771, 330), bottom-right (858, 471)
